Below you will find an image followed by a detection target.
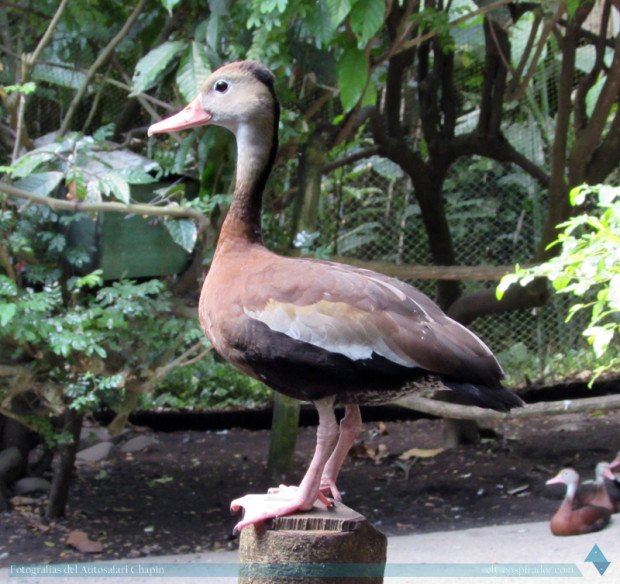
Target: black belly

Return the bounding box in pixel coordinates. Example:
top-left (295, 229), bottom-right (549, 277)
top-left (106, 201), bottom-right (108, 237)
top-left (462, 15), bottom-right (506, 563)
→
top-left (227, 319), bottom-right (521, 412)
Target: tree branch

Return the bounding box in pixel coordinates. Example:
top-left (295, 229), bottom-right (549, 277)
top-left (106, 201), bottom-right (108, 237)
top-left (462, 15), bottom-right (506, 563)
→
top-left (506, 5), bottom-right (560, 102)
top-left (23, 0), bottom-right (70, 71)
top-left (58, 0), bottom-right (149, 136)
top-left (573, 1), bottom-right (611, 133)
top-left (570, 25), bottom-right (620, 185)
top-left (0, 183), bottom-right (209, 232)
top-left (0, 364), bottom-right (27, 377)
top-left (394, 0), bottom-right (514, 56)
top-left (446, 277), bottom-right (549, 325)
top-left (450, 131), bottom-right (550, 187)
top-left (540, 2), bottom-right (594, 258)
top-left (478, 19), bottom-right (510, 136)
top-left (587, 104), bottom-right (620, 183)
top-left (396, 391), bottom-right (620, 422)
top-left (323, 146), bottom-right (380, 174)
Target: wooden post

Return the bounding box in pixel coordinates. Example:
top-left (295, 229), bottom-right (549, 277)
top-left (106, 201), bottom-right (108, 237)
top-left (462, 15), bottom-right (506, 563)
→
top-left (238, 502), bottom-right (386, 584)
top-left (266, 393), bottom-right (300, 484)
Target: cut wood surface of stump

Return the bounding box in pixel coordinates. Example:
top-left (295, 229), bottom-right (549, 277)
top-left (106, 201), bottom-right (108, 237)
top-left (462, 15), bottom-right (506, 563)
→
top-left (238, 502), bottom-right (387, 584)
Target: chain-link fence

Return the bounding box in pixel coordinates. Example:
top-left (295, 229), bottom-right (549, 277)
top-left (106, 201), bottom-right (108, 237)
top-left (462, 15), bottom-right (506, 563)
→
top-left (314, 153), bottom-right (590, 373)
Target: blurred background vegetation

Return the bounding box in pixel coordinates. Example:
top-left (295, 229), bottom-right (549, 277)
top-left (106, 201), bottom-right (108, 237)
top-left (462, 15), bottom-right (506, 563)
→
top-left (1, 0), bottom-right (619, 514)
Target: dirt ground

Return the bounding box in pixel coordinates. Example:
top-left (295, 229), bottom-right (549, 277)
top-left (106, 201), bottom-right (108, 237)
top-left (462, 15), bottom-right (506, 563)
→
top-left (1, 406), bottom-right (620, 567)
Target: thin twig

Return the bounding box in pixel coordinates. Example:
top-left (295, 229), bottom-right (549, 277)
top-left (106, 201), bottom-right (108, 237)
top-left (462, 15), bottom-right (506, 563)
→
top-left (323, 146), bottom-right (380, 174)
top-left (58, 0), bottom-right (149, 136)
top-left (507, 4), bottom-right (563, 102)
top-left (9, 90), bottom-right (26, 163)
top-left (175, 344), bottom-right (213, 368)
top-left (393, 0), bottom-right (514, 56)
top-left (23, 0), bottom-right (70, 70)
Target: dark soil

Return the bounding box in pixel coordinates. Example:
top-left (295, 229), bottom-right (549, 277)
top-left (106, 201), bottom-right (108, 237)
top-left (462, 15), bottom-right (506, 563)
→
top-left (2, 407), bottom-right (620, 567)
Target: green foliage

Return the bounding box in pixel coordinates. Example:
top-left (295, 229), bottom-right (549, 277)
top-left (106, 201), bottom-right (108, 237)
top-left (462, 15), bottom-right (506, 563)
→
top-left (148, 352), bottom-right (271, 410)
top-left (131, 41), bottom-right (186, 96)
top-left (497, 184), bottom-right (620, 380)
top-left (337, 47), bottom-right (369, 112)
top-left (498, 341), bottom-right (620, 388)
top-left (4, 82), bottom-right (37, 95)
top-left (409, 4), bottom-right (455, 52)
top-left (7, 131), bottom-right (158, 202)
top-left (0, 240), bottom-right (204, 413)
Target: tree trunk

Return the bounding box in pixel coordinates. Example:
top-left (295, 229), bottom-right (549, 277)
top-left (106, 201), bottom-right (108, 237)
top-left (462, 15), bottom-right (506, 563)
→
top-left (46, 408), bottom-right (83, 520)
top-left (290, 132), bottom-right (327, 240)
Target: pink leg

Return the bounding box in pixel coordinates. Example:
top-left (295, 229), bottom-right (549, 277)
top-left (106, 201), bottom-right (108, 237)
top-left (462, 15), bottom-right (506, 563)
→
top-left (230, 396), bottom-right (338, 532)
top-left (320, 404), bottom-right (362, 500)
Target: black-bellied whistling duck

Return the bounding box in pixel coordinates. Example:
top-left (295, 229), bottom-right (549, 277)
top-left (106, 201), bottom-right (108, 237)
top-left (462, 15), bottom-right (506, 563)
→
top-left (148, 60), bottom-right (524, 532)
top-left (582, 462), bottom-right (618, 513)
top-left (546, 468), bottom-right (611, 536)
top-left (607, 451), bottom-right (620, 501)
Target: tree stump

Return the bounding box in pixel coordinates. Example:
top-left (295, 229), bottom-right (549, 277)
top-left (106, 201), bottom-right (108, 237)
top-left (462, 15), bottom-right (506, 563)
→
top-left (238, 502), bottom-right (386, 584)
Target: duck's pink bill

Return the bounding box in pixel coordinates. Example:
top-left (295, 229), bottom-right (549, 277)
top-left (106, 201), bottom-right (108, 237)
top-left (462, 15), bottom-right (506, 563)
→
top-left (148, 98), bottom-right (212, 135)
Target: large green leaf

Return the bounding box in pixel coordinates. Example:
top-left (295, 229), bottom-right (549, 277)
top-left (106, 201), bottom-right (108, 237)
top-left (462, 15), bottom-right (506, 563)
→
top-left (0, 302), bottom-right (17, 327)
top-left (130, 41), bottom-right (185, 96)
top-left (349, 0), bottom-right (385, 45)
top-left (14, 172), bottom-right (63, 197)
top-left (360, 77), bottom-right (377, 107)
top-left (337, 47), bottom-right (368, 111)
top-left (176, 42), bottom-right (212, 102)
top-left (10, 149), bottom-right (56, 178)
top-left (116, 167), bottom-right (158, 185)
top-left (306, 1), bottom-right (334, 46)
top-left (165, 218), bottom-right (198, 252)
top-left (99, 172), bottom-right (131, 204)
top-left (326, 0), bottom-right (352, 28)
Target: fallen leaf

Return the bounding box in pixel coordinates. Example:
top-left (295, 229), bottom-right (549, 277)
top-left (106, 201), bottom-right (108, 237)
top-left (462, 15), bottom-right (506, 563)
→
top-left (377, 421), bottom-right (388, 435)
top-left (30, 523), bottom-right (51, 534)
top-left (398, 447), bottom-right (444, 460)
top-left (66, 531), bottom-right (103, 553)
top-left (354, 443), bottom-right (390, 461)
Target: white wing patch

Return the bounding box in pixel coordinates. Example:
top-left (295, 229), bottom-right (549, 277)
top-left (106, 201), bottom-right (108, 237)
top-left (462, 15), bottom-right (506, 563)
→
top-left (244, 299), bottom-right (419, 367)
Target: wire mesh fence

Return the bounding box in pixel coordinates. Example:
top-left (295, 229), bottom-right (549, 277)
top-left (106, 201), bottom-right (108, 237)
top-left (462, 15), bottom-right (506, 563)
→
top-left (314, 152), bottom-right (591, 369)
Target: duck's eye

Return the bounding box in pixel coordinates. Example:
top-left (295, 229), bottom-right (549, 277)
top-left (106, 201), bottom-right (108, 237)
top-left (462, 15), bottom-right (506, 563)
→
top-left (214, 80), bottom-right (229, 93)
